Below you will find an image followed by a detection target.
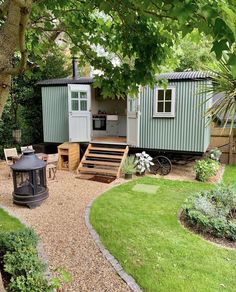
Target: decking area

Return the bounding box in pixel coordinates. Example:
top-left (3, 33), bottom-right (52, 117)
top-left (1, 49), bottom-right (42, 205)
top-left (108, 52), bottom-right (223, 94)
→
top-left (91, 136), bottom-right (127, 144)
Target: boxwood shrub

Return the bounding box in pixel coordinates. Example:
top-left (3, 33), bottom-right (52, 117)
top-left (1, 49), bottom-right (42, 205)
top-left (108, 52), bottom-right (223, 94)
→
top-left (194, 158), bottom-right (220, 182)
top-left (0, 228), bottom-right (52, 292)
top-left (182, 184), bottom-right (236, 241)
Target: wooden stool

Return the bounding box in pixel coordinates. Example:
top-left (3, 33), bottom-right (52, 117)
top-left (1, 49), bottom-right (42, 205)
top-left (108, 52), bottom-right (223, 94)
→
top-left (47, 164), bottom-right (57, 180)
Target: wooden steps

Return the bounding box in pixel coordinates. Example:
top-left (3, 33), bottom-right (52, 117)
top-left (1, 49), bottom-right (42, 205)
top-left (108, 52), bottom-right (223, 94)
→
top-left (77, 143), bottom-right (129, 178)
top-left (82, 160), bottom-right (120, 167)
top-left (86, 153), bottom-right (123, 160)
top-left (77, 167), bottom-right (118, 176)
top-left (90, 147), bottom-right (125, 152)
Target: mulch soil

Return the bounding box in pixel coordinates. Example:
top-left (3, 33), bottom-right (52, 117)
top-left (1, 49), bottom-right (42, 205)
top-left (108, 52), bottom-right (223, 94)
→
top-left (179, 211), bottom-right (236, 249)
top-left (89, 175), bottom-right (116, 184)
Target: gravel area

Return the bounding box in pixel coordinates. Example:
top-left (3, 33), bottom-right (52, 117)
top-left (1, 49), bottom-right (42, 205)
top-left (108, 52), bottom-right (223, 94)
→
top-left (0, 162), bottom-right (130, 292)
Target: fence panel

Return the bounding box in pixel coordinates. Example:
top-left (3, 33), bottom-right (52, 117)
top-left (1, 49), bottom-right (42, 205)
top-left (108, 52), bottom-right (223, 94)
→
top-left (209, 127), bottom-right (236, 164)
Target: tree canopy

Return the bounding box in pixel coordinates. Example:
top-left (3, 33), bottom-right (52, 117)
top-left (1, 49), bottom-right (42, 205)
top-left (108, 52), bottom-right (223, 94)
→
top-left (0, 0), bottom-right (235, 117)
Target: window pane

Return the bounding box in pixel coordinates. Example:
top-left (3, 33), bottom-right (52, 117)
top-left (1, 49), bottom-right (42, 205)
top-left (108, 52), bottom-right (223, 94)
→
top-left (71, 92), bottom-right (78, 99)
top-left (157, 102), bottom-right (164, 112)
top-left (166, 89), bottom-right (172, 100)
top-left (80, 100), bottom-right (87, 111)
top-left (165, 102), bottom-right (171, 112)
top-left (72, 100), bottom-right (79, 111)
top-left (80, 91), bottom-right (87, 99)
top-left (158, 90), bottom-right (164, 101)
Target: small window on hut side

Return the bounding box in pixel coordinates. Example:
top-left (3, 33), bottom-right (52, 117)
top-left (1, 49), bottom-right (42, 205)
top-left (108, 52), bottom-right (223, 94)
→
top-left (153, 87), bottom-right (176, 118)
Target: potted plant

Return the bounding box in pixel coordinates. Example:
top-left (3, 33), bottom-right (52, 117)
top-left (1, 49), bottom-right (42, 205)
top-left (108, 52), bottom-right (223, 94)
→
top-left (208, 148), bottom-right (222, 162)
top-left (135, 151), bottom-right (154, 175)
top-left (122, 156), bottom-right (136, 179)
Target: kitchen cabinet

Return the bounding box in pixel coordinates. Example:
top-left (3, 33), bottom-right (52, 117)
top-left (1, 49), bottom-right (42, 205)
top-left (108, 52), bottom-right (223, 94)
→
top-left (118, 116), bottom-right (127, 136)
top-left (106, 120), bottom-right (118, 136)
top-left (106, 116), bottom-right (127, 136)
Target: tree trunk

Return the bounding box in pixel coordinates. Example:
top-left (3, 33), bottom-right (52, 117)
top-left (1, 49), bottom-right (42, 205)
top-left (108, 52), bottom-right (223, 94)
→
top-left (0, 74), bottom-right (11, 117)
top-left (0, 0), bottom-right (32, 118)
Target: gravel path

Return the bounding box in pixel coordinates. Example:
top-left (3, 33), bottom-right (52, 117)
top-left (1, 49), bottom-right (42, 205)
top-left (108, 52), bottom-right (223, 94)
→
top-left (0, 164), bottom-right (130, 292)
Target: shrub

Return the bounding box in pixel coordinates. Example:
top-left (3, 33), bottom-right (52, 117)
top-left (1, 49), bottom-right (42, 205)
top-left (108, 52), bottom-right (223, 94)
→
top-left (135, 151), bottom-right (154, 174)
top-left (182, 184), bottom-right (236, 241)
top-left (194, 158), bottom-right (220, 182)
top-left (0, 228), bottom-right (52, 291)
top-left (0, 228), bottom-right (38, 254)
top-left (4, 247), bottom-right (46, 277)
top-left (122, 156), bottom-right (136, 175)
top-left (8, 274), bottom-right (51, 292)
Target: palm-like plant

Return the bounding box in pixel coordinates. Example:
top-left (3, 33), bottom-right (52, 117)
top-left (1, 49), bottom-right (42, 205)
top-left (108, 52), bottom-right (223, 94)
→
top-left (205, 59), bottom-right (236, 131)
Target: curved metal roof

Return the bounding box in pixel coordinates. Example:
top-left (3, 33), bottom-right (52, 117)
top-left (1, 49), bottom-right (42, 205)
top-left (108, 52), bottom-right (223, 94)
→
top-left (37, 77), bottom-right (94, 86)
top-left (37, 71), bottom-right (211, 87)
top-left (157, 71), bottom-right (211, 81)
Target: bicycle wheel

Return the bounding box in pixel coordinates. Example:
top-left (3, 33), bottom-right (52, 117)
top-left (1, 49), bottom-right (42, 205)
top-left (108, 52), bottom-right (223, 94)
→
top-left (150, 156), bottom-right (172, 175)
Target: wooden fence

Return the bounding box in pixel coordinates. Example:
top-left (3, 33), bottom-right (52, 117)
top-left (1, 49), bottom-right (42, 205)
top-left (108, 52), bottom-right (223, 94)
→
top-left (209, 127), bottom-right (236, 164)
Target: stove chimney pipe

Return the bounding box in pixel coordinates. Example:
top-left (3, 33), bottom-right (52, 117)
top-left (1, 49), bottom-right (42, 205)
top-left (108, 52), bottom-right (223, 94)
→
top-left (72, 56), bottom-right (79, 79)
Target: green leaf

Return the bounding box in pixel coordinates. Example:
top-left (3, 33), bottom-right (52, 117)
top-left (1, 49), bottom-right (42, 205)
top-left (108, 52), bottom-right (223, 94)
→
top-left (211, 40), bottom-right (229, 59)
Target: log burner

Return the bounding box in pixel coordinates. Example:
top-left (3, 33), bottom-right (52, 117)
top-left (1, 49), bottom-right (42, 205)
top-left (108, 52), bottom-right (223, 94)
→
top-left (11, 149), bottom-right (48, 208)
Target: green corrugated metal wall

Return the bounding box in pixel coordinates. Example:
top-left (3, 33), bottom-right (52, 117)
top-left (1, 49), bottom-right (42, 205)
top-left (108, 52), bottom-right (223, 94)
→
top-left (139, 80), bottom-right (210, 152)
top-left (42, 86), bottom-right (69, 143)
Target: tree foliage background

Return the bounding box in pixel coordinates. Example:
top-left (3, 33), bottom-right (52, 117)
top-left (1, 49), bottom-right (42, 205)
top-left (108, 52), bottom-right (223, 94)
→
top-left (0, 48), bottom-right (70, 156)
top-left (0, 0), bottom-right (235, 104)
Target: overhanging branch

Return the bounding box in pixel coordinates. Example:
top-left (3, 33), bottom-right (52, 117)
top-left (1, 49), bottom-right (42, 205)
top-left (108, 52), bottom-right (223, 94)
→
top-left (18, 2), bottom-right (31, 73)
top-left (0, 0), bottom-right (10, 16)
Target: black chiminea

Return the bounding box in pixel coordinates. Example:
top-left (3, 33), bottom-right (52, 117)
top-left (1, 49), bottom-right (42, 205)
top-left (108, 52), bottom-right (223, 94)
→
top-left (11, 149), bottom-right (48, 208)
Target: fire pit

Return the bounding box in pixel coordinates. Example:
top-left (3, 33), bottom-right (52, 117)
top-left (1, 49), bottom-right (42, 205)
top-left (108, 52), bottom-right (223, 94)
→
top-left (11, 149), bottom-right (48, 208)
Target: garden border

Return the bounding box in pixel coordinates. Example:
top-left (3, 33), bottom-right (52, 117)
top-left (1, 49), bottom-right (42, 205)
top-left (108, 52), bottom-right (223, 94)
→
top-left (85, 196), bottom-right (142, 292)
top-left (0, 204), bottom-right (52, 282)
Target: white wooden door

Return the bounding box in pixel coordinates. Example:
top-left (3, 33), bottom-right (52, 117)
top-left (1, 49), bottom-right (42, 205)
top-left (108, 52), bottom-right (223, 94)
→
top-left (127, 95), bottom-right (140, 146)
top-left (68, 84), bottom-right (91, 142)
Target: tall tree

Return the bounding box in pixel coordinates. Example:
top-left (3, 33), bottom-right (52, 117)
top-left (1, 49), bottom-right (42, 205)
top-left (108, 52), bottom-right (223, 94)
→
top-left (0, 48), bottom-right (70, 156)
top-left (0, 0), bottom-right (235, 117)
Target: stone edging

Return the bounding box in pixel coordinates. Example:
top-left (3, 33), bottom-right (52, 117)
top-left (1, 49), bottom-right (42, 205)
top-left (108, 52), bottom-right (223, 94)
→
top-left (219, 164), bottom-right (225, 183)
top-left (0, 205), bottom-right (52, 282)
top-left (85, 197), bottom-right (142, 292)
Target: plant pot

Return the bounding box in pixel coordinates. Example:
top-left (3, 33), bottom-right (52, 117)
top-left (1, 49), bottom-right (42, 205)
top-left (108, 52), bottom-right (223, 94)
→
top-left (124, 173), bottom-right (133, 179)
top-left (136, 171), bottom-right (145, 176)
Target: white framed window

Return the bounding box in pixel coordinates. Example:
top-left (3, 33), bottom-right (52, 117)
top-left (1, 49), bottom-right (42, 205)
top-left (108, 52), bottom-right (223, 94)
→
top-left (153, 86), bottom-right (176, 117)
top-left (71, 91), bottom-right (88, 112)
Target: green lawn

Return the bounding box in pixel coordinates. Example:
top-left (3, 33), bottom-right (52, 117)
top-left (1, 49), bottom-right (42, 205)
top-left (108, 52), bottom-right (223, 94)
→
top-left (223, 165), bottom-right (236, 187)
top-left (90, 167), bottom-right (236, 292)
top-left (0, 208), bottom-right (24, 232)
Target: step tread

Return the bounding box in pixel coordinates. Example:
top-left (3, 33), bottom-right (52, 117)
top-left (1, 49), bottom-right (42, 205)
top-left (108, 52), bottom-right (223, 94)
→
top-left (90, 147), bottom-right (126, 152)
top-left (86, 153), bottom-right (123, 159)
top-left (78, 167), bottom-right (118, 175)
top-left (82, 160), bottom-right (120, 167)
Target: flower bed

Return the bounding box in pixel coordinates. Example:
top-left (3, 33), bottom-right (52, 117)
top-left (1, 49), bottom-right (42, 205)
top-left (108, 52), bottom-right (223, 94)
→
top-left (182, 184), bottom-right (236, 242)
